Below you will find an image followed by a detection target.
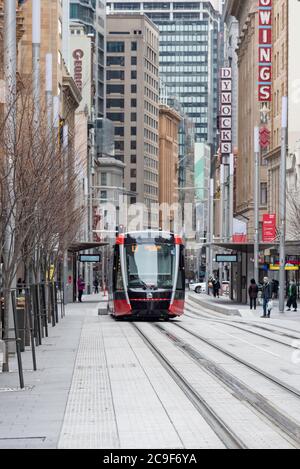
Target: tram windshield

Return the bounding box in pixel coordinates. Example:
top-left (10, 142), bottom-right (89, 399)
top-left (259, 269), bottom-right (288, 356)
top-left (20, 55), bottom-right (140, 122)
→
top-left (125, 243), bottom-right (176, 289)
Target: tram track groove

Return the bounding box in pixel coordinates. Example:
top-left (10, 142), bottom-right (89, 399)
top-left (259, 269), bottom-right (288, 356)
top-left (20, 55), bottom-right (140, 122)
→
top-left (186, 298), bottom-right (300, 342)
top-left (153, 323), bottom-right (300, 448)
top-left (131, 322), bottom-right (247, 449)
top-left (169, 321), bottom-right (300, 398)
top-left (187, 296), bottom-right (300, 339)
top-left (185, 308), bottom-right (298, 350)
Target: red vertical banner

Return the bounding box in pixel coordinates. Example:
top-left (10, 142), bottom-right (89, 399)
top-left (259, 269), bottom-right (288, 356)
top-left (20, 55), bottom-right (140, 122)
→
top-left (262, 214), bottom-right (276, 242)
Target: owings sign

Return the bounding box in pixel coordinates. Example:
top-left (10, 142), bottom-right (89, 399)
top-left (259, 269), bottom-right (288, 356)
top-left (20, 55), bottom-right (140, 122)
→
top-left (258, 0), bottom-right (272, 102)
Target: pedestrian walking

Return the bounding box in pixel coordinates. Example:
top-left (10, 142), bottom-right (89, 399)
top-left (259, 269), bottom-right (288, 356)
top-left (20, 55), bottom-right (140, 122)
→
top-left (213, 277), bottom-right (221, 298)
top-left (77, 275), bottom-right (85, 303)
top-left (287, 280), bottom-right (297, 312)
top-left (248, 279), bottom-right (259, 310)
top-left (261, 277), bottom-right (273, 318)
top-left (94, 277), bottom-right (99, 294)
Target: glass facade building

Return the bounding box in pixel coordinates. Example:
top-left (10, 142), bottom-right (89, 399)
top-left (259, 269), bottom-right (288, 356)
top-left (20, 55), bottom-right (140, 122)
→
top-left (107, 1), bottom-right (220, 151)
top-left (70, 0), bottom-right (106, 117)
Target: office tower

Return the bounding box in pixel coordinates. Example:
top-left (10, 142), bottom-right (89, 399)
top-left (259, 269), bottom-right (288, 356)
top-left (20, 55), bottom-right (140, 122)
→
top-left (107, 0), bottom-right (220, 151)
top-left (106, 14), bottom-right (160, 213)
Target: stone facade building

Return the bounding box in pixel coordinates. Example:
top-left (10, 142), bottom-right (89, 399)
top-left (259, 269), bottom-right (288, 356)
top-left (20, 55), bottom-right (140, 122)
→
top-left (225, 0), bottom-right (268, 241)
top-left (159, 104), bottom-right (181, 228)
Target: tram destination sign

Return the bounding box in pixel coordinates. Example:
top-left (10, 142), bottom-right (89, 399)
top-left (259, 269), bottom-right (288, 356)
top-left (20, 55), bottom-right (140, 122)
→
top-left (79, 254), bottom-right (101, 263)
top-left (216, 254), bottom-right (238, 263)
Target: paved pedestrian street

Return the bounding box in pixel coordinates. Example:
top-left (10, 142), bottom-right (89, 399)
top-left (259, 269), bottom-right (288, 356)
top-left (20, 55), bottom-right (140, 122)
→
top-left (1, 294), bottom-right (300, 449)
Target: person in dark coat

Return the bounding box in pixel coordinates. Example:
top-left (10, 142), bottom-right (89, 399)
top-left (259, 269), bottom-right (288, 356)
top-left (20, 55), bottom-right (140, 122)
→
top-left (77, 275), bottom-right (85, 303)
top-left (94, 277), bottom-right (99, 294)
top-left (213, 278), bottom-right (221, 298)
top-left (248, 279), bottom-right (259, 310)
top-left (287, 280), bottom-right (297, 312)
top-left (262, 277), bottom-right (273, 318)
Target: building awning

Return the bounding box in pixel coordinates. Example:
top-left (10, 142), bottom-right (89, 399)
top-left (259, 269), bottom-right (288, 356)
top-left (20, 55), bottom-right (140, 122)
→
top-left (211, 242), bottom-right (280, 254)
top-left (68, 241), bottom-right (108, 253)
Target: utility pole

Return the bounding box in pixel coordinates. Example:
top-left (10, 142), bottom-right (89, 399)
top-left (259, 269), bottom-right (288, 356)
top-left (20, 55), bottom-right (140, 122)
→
top-left (3, 0), bottom-right (17, 368)
top-left (220, 164), bottom-right (225, 281)
top-left (254, 126), bottom-right (260, 283)
top-left (279, 97), bottom-right (288, 313)
top-left (229, 153), bottom-right (234, 240)
top-left (206, 178), bottom-right (214, 288)
top-left (63, 124), bottom-right (69, 304)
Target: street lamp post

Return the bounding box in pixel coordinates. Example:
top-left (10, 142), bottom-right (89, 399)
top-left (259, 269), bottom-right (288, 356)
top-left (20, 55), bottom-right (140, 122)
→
top-left (279, 97), bottom-right (288, 313)
top-left (254, 126), bottom-right (260, 283)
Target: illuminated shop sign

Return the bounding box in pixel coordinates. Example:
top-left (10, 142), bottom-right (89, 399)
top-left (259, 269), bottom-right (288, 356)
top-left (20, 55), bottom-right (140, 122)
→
top-left (258, 0), bottom-right (273, 102)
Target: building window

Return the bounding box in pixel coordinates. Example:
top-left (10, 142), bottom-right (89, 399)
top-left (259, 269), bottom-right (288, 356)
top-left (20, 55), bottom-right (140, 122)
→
top-left (131, 127), bottom-right (137, 136)
top-left (131, 56), bottom-right (137, 66)
top-left (131, 155), bottom-right (137, 164)
top-left (131, 41), bottom-right (137, 51)
top-left (131, 70), bottom-right (137, 80)
top-left (130, 183), bottom-right (137, 192)
top-left (131, 84), bottom-right (137, 93)
top-left (107, 98), bottom-right (124, 108)
top-left (107, 56), bottom-right (125, 66)
top-left (130, 197), bottom-right (137, 205)
top-left (131, 141), bottom-right (136, 150)
top-left (107, 70), bottom-right (125, 80)
top-left (131, 98), bottom-right (137, 107)
top-left (131, 113), bottom-right (137, 121)
top-left (115, 140), bottom-right (124, 151)
top-left (107, 112), bottom-right (124, 122)
top-left (107, 84), bottom-right (124, 94)
top-left (260, 182), bottom-right (268, 206)
top-left (101, 173), bottom-right (107, 186)
top-left (114, 127), bottom-right (124, 136)
top-left (107, 41), bottom-right (125, 53)
top-left (100, 191), bottom-right (107, 200)
top-left (58, 18), bottom-right (62, 38)
top-left (131, 169), bottom-right (137, 178)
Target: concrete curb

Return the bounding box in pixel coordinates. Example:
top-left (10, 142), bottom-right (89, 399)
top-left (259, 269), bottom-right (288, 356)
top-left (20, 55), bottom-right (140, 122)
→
top-left (187, 294), bottom-right (241, 317)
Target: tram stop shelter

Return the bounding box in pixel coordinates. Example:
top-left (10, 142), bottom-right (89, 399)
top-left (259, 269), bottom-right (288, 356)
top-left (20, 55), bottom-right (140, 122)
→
top-left (212, 241), bottom-right (280, 304)
top-left (66, 241), bottom-right (109, 303)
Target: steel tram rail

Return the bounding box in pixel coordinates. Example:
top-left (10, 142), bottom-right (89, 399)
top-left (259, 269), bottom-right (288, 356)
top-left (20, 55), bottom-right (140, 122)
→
top-left (184, 309), bottom-right (298, 350)
top-left (152, 323), bottom-right (300, 448)
top-left (131, 322), bottom-right (247, 449)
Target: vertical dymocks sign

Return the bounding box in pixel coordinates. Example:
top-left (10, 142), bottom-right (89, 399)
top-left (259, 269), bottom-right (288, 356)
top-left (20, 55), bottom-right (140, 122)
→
top-left (220, 68), bottom-right (232, 157)
top-left (258, 0), bottom-right (272, 102)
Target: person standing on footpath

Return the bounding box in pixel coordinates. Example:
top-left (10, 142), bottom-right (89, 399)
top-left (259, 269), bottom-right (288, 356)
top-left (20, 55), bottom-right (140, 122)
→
top-left (248, 279), bottom-right (259, 310)
top-left (261, 277), bottom-right (273, 318)
top-left (94, 277), bottom-right (99, 294)
top-left (213, 277), bottom-right (221, 298)
top-left (77, 275), bottom-right (85, 303)
top-left (287, 280), bottom-right (297, 312)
